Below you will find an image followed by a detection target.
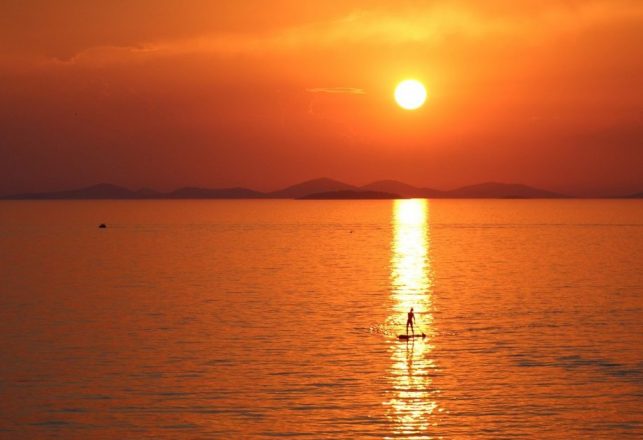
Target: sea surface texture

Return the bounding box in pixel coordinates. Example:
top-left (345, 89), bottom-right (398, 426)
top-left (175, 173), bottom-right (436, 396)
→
top-left (1, 199), bottom-right (642, 439)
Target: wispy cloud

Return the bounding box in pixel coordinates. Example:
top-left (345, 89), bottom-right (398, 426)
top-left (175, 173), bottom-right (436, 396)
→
top-left (8, 0), bottom-right (642, 67)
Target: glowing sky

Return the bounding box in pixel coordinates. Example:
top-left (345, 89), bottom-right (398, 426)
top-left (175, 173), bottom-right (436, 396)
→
top-left (1, 0), bottom-right (642, 196)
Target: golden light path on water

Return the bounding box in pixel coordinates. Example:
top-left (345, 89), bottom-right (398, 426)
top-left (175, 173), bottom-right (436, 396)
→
top-left (386, 199), bottom-right (439, 439)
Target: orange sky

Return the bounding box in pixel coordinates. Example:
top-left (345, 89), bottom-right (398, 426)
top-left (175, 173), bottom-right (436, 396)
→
top-left (1, 0), bottom-right (642, 196)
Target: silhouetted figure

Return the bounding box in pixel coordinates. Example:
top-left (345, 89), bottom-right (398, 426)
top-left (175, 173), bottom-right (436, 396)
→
top-left (406, 307), bottom-right (416, 336)
top-left (98, 223), bottom-right (107, 228)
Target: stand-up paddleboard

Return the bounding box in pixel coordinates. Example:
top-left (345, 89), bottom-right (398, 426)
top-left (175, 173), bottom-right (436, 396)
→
top-left (398, 333), bottom-right (426, 340)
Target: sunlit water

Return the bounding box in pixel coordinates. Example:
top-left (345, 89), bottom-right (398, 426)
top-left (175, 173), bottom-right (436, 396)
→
top-left (0, 199), bottom-right (641, 439)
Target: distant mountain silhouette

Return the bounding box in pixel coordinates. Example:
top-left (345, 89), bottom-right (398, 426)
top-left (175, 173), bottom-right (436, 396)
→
top-left (4, 183), bottom-right (141, 199)
top-left (445, 182), bottom-right (567, 198)
top-left (356, 180), bottom-right (564, 198)
top-left (625, 192), bottom-right (643, 198)
top-left (0, 179), bottom-right (592, 200)
top-left (168, 187), bottom-right (265, 199)
top-left (299, 190), bottom-right (403, 199)
top-left (360, 180), bottom-right (446, 198)
top-left (136, 187), bottom-right (161, 197)
top-left (269, 177), bottom-right (357, 198)
top-left (4, 183), bottom-right (265, 199)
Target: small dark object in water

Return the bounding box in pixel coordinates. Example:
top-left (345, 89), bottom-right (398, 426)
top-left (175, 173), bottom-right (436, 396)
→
top-left (398, 333), bottom-right (426, 340)
top-left (98, 223), bottom-right (107, 228)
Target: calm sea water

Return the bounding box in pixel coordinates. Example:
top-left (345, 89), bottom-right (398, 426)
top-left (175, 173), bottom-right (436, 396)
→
top-left (0, 199), bottom-right (641, 439)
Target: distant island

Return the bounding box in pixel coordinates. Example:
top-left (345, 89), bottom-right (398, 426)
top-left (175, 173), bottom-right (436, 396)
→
top-left (299, 190), bottom-right (403, 200)
top-left (2, 177), bottom-right (638, 200)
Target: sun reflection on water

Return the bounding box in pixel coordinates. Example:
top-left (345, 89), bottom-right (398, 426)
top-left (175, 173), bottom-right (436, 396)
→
top-left (386, 199), bottom-right (439, 438)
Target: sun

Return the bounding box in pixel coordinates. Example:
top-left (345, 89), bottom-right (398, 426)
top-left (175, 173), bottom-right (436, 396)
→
top-left (394, 79), bottom-right (427, 110)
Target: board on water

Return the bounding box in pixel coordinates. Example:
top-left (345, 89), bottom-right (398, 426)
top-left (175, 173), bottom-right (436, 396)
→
top-left (398, 333), bottom-right (426, 340)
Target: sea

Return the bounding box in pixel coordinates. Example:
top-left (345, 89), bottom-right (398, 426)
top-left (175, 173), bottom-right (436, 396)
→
top-left (0, 199), bottom-right (641, 439)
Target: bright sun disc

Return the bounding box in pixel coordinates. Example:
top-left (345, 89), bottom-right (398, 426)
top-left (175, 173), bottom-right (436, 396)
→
top-left (395, 80), bottom-right (427, 110)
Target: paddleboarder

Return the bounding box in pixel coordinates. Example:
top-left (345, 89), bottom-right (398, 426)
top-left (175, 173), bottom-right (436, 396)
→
top-left (406, 307), bottom-right (416, 336)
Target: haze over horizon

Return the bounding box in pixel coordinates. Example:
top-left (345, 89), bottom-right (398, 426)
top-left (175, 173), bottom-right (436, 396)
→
top-left (2, 1), bottom-right (642, 197)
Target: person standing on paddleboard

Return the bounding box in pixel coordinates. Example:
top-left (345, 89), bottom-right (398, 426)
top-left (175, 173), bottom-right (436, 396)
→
top-left (406, 308), bottom-right (416, 336)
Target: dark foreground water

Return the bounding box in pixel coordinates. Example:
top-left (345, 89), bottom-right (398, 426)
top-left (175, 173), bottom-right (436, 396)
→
top-left (0, 199), bottom-right (642, 439)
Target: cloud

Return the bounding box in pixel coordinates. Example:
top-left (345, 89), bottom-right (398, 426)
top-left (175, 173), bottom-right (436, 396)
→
top-left (3, 0), bottom-right (642, 68)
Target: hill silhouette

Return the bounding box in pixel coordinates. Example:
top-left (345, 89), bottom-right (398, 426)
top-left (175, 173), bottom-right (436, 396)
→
top-left (445, 182), bottom-right (566, 198)
top-left (359, 180), bottom-right (566, 198)
top-left (4, 183), bottom-right (265, 199)
top-left (4, 183), bottom-right (141, 199)
top-left (299, 190), bottom-right (402, 199)
top-left (1, 178), bottom-right (583, 199)
top-left (168, 187), bottom-right (265, 199)
top-left (269, 177), bottom-right (357, 198)
top-left (360, 180), bottom-right (445, 198)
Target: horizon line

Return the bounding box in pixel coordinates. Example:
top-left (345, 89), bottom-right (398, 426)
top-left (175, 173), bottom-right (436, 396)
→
top-left (2, 178), bottom-right (641, 199)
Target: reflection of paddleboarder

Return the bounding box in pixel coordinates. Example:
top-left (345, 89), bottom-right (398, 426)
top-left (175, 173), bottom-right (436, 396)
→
top-left (406, 308), bottom-right (416, 336)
